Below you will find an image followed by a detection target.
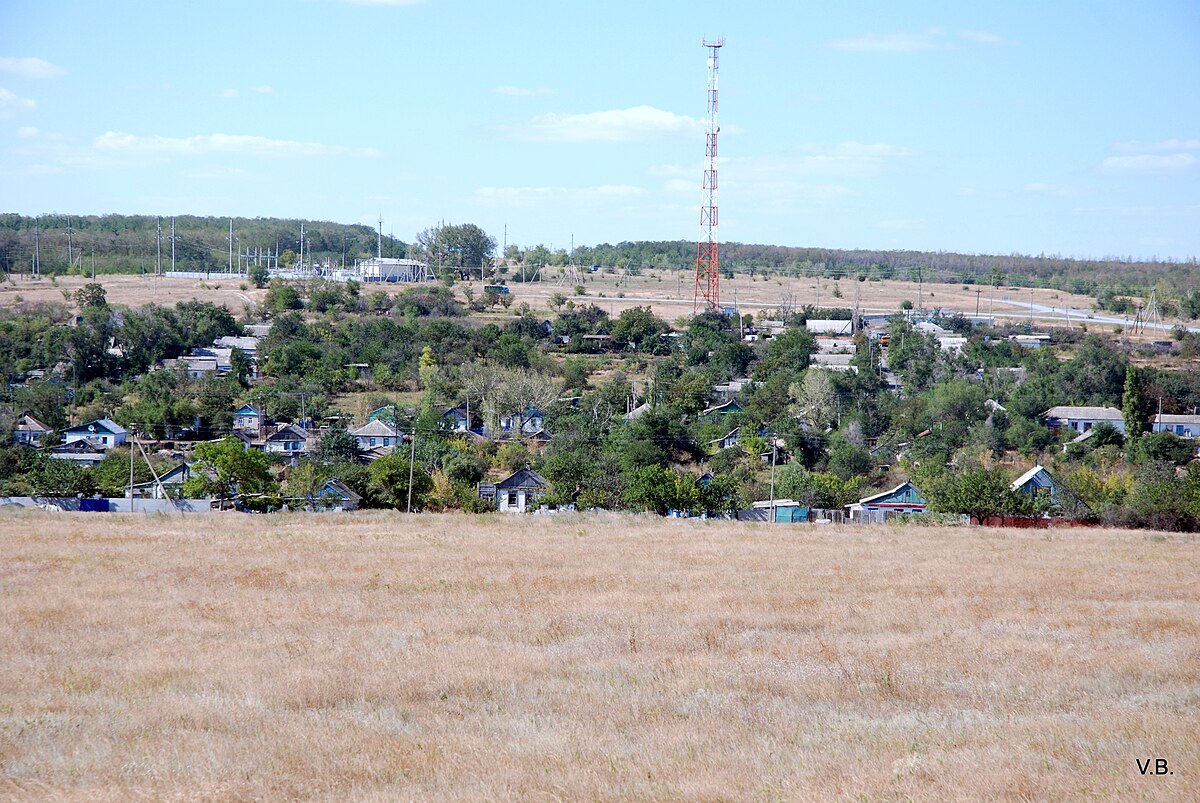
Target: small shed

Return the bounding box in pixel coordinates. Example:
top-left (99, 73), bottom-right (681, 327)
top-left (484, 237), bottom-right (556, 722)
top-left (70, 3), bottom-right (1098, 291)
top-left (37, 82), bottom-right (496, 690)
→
top-left (479, 467), bottom-right (548, 513)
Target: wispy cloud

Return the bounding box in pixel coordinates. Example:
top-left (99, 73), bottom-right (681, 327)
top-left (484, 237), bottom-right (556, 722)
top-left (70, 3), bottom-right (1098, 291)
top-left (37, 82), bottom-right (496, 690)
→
top-left (828, 28), bottom-right (1009, 53)
top-left (474, 185), bottom-right (647, 205)
top-left (93, 131), bottom-right (380, 158)
top-left (1101, 153), bottom-right (1197, 174)
top-left (0, 56), bottom-right (65, 79)
top-left (512, 105), bottom-right (702, 143)
top-left (1112, 138), bottom-right (1200, 152)
top-left (0, 87), bottom-right (37, 117)
top-left (218, 88), bottom-right (240, 98)
top-left (252, 85), bottom-right (274, 94)
top-left (492, 85), bottom-right (555, 98)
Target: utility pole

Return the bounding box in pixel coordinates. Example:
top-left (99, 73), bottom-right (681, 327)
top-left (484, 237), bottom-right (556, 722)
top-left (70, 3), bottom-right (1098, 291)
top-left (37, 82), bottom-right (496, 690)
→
top-left (66, 215), bottom-right (73, 270)
top-left (156, 217), bottom-right (162, 276)
top-left (171, 217), bottom-right (176, 272)
top-left (406, 423), bottom-right (417, 514)
top-left (227, 218), bottom-right (233, 276)
top-left (33, 216), bottom-right (40, 277)
top-left (975, 288), bottom-right (982, 317)
top-left (768, 436), bottom-right (777, 522)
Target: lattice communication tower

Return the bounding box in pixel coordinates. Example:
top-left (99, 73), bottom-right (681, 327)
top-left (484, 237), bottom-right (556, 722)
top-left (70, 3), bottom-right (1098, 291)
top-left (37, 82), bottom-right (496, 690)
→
top-left (694, 38), bottom-right (724, 312)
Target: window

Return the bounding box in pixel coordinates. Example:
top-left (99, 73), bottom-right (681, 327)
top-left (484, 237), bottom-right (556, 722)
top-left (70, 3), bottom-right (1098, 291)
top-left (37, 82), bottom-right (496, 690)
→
top-left (369, 437), bottom-right (376, 447)
top-left (507, 491), bottom-right (519, 507)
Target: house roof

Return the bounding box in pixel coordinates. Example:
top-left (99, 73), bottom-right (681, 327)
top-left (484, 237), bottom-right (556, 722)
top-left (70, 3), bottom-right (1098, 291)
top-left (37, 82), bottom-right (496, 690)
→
top-left (64, 418), bottom-right (127, 436)
top-left (52, 438), bottom-right (106, 455)
top-left (855, 480), bottom-right (926, 507)
top-left (234, 403), bottom-right (264, 416)
top-left (495, 467), bottom-right (548, 490)
top-left (266, 424), bottom-right (309, 442)
top-left (700, 399), bottom-right (743, 417)
top-left (16, 414), bottom-right (52, 433)
top-left (623, 401), bottom-right (651, 421)
top-left (352, 419), bottom-right (400, 438)
top-left (1011, 465), bottom-right (1053, 492)
top-left (316, 478), bottom-right (362, 502)
top-left (1153, 414), bottom-right (1200, 425)
top-left (1041, 405), bottom-right (1123, 420)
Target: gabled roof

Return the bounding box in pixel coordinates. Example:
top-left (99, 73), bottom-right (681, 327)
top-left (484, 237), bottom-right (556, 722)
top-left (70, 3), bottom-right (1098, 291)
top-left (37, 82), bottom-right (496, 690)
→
top-left (52, 438), bottom-right (106, 455)
top-left (1153, 413), bottom-right (1200, 425)
top-left (315, 478), bottom-right (361, 502)
top-left (495, 467), bottom-right (548, 490)
top-left (855, 480), bottom-right (926, 507)
top-left (16, 414), bottom-right (52, 433)
top-left (64, 418), bottom-right (127, 436)
top-left (700, 399), bottom-right (743, 417)
top-left (1041, 405), bottom-right (1123, 420)
top-left (265, 424), bottom-right (309, 442)
top-left (234, 403), bottom-right (264, 416)
top-left (1011, 465), bottom-right (1054, 492)
top-left (351, 419), bottom-right (400, 438)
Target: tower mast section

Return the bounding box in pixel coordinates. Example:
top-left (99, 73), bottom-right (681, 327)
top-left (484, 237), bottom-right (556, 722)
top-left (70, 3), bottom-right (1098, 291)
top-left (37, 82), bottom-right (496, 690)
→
top-left (694, 38), bottom-right (723, 313)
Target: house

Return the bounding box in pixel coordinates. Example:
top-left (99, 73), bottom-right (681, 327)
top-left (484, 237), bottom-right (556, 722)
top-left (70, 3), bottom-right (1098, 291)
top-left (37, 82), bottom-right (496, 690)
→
top-left (846, 481), bottom-right (927, 520)
top-left (1010, 465), bottom-right (1058, 507)
top-left (709, 426), bottom-right (741, 451)
top-left (499, 407), bottom-right (545, 435)
top-left (62, 418), bottom-right (127, 450)
top-left (1041, 406), bottom-right (1125, 435)
top-left (49, 439), bottom-right (107, 466)
top-left (307, 478), bottom-right (362, 511)
top-left (699, 399), bottom-right (743, 421)
top-left (441, 404), bottom-right (475, 433)
top-left (13, 414), bottom-right (52, 445)
top-left (804, 319), bottom-right (854, 335)
top-left (232, 403), bottom-right (265, 436)
top-left (1151, 414), bottom-right (1200, 439)
top-left (478, 467), bottom-right (548, 513)
top-left (749, 498), bottom-right (810, 523)
top-left (263, 424), bottom-right (310, 455)
top-left (126, 463), bottom-right (192, 499)
top-left (367, 405), bottom-right (397, 424)
top-left (623, 401), bottom-right (652, 422)
top-left (351, 419), bottom-right (401, 451)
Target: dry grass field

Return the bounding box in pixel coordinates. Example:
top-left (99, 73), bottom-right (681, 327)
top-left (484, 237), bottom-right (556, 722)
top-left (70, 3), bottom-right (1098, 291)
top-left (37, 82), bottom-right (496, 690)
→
top-left (1, 512), bottom-right (1196, 801)
top-left (0, 269), bottom-right (1134, 333)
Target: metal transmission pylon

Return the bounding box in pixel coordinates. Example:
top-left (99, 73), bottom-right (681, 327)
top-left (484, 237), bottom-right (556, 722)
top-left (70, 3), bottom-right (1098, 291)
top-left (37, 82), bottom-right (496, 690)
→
top-left (694, 38), bottom-right (723, 313)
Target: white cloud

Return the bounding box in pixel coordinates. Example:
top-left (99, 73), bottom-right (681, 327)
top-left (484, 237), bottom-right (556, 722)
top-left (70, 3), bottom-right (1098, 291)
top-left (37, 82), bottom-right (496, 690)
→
top-left (0, 87), bottom-right (36, 117)
top-left (93, 131), bottom-right (380, 158)
top-left (492, 85), bottom-right (555, 97)
top-left (474, 185), bottom-right (647, 205)
top-left (252, 85), bottom-right (274, 94)
top-left (0, 56), bottom-right (65, 79)
top-left (16, 125), bottom-right (39, 139)
top-left (1100, 153), bottom-right (1197, 174)
top-left (828, 28), bottom-right (1008, 53)
top-left (218, 88), bottom-right (239, 98)
top-left (1113, 138), bottom-right (1200, 152)
top-left (513, 105), bottom-right (702, 143)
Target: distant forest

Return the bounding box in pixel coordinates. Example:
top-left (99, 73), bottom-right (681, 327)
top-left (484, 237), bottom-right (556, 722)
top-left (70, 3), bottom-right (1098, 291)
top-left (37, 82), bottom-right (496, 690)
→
top-left (0, 214), bottom-right (406, 276)
top-left (2, 213), bottom-right (1197, 301)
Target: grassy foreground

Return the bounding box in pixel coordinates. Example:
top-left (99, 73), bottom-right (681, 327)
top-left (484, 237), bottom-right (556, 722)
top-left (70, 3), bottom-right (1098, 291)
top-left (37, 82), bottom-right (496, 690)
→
top-left (0, 511), bottom-right (1196, 801)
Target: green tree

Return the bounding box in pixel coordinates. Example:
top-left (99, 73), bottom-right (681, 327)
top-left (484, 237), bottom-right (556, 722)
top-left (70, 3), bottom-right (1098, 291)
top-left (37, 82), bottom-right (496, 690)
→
top-left (1122, 365), bottom-right (1147, 440)
top-left (314, 427), bottom-right (360, 465)
top-left (927, 466), bottom-right (1029, 524)
top-left (367, 452), bottom-right (433, 510)
top-left (74, 283), bottom-right (108, 309)
top-left (247, 262), bottom-right (270, 289)
top-left (187, 436), bottom-right (274, 500)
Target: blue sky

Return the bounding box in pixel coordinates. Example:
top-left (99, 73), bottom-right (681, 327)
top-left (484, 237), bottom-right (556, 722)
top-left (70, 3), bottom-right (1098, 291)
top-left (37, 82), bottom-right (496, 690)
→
top-left (1, 0), bottom-right (1197, 260)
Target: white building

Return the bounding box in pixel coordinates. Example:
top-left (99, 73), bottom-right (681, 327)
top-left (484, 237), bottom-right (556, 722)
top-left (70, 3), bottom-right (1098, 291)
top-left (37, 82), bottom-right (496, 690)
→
top-left (358, 257), bottom-right (433, 282)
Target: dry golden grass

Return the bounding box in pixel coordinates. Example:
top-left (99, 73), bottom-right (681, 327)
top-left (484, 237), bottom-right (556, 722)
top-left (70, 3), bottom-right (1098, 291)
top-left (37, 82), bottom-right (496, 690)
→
top-left (1, 511), bottom-right (1196, 801)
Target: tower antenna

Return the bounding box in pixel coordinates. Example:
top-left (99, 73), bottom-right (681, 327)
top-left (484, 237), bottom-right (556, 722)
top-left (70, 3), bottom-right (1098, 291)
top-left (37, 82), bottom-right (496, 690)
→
top-left (694, 38), bottom-right (724, 313)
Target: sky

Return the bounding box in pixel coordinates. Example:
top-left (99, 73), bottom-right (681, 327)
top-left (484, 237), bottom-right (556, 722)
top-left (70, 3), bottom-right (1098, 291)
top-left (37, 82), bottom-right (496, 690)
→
top-left (1, 0), bottom-right (1198, 261)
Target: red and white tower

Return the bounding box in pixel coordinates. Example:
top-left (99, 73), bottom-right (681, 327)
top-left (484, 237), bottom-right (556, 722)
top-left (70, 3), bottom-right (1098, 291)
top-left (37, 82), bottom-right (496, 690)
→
top-left (694, 38), bottom-right (723, 313)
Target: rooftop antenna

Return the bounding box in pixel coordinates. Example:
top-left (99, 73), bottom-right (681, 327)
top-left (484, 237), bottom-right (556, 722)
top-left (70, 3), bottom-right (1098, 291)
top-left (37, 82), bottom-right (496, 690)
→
top-left (694, 37), bottom-right (724, 313)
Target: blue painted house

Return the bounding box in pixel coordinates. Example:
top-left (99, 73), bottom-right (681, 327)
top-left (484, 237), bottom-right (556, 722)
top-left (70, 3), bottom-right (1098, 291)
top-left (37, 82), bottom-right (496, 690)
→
top-left (846, 480), bottom-right (927, 520)
top-left (1010, 465), bottom-right (1058, 506)
top-left (62, 418), bottom-right (127, 450)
